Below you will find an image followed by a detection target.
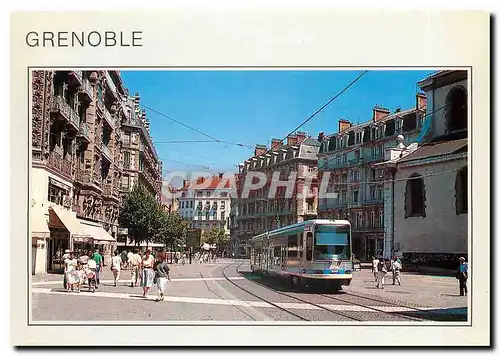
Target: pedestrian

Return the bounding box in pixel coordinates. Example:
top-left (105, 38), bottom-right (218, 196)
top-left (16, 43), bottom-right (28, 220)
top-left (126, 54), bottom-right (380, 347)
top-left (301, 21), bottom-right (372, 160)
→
top-left (376, 256), bottom-right (387, 289)
top-left (92, 248), bottom-right (103, 286)
top-left (140, 249), bottom-right (155, 298)
top-left (127, 250), bottom-right (134, 270)
top-left (64, 251), bottom-right (78, 293)
top-left (154, 252), bottom-right (170, 302)
top-left (79, 250), bottom-right (90, 265)
top-left (457, 257), bottom-right (468, 296)
top-left (111, 250), bottom-right (122, 287)
top-left (129, 249), bottom-right (142, 287)
top-left (121, 250), bottom-right (128, 269)
top-left (62, 248), bottom-right (71, 289)
top-left (372, 256), bottom-right (379, 282)
top-left (392, 256), bottom-right (402, 285)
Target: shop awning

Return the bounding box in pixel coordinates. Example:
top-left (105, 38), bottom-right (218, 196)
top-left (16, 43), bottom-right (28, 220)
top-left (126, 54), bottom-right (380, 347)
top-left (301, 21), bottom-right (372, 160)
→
top-left (49, 205), bottom-right (89, 238)
top-left (78, 219), bottom-right (116, 244)
top-left (31, 208), bottom-right (50, 238)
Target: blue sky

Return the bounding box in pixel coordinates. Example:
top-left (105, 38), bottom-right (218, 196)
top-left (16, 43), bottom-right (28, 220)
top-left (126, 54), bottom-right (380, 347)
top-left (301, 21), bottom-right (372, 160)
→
top-left (120, 69), bottom-right (434, 184)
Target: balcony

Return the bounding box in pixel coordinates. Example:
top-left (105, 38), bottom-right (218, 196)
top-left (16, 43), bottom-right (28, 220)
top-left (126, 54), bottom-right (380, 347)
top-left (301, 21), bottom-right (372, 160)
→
top-left (363, 199), bottom-right (384, 206)
top-left (105, 72), bottom-right (119, 99)
top-left (102, 144), bottom-right (113, 162)
top-left (69, 70), bottom-right (83, 85)
top-left (348, 201), bottom-right (362, 209)
top-left (103, 184), bottom-right (112, 196)
top-left (103, 107), bottom-right (114, 129)
top-left (75, 169), bottom-right (92, 184)
top-left (96, 97), bottom-right (105, 114)
top-left (48, 151), bottom-right (72, 179)
top-left (50, 95), bottom-right (80, 130)
top-left (77, 121), bottom-right (91, 142)
top-left (78, 78), bottom-right (93, 101)
top-left (303, 209), bottom-right (317, 215)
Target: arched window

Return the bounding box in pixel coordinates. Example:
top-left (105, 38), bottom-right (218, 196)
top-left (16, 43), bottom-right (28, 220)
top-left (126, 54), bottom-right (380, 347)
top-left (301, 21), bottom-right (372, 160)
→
top-left (445, 86), bottom-right (467, 133)
top-left (456, 166), bottom-right (468, 214)
top-left (405, 173), bottom-right (426, 218)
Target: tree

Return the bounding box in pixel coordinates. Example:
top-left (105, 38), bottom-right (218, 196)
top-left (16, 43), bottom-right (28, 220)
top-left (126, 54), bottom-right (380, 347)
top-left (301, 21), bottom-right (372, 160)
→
top-left (152, 209), bottom-right (187, 249)
top-left (119, 184), bottom-right (158, 247)
top-left (202, 227), bottom-right (229, 256)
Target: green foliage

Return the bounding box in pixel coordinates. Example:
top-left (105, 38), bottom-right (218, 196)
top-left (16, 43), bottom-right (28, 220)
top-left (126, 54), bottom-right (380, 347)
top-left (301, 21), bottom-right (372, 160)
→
top-left (119, 184), bottom-right (188, 248)
top-left (202, 227), bottom-right (229, 251)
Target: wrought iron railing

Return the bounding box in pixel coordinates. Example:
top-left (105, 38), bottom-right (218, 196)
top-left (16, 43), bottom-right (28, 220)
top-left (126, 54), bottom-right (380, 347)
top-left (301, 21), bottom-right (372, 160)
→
top-left (103, 107), bottom-right (114, 129)
top-left (79, 78), bottom-right (93, 99)
top-left (51, 95), bottom-right (80, 129)
top-left (78, 121), bottom-right (90, 141)
top-left (102, 144), bottom-right (113, 161)
top-left (48, 151), bottom-right (72, 178)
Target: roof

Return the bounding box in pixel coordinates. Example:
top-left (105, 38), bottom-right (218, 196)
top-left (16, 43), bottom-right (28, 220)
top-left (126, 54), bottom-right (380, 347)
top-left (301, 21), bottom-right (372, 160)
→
top-left (397, 138), bottom-right (468, 164)
top-left (179, 176), bottom-right (233, 191)
top-left (325, 107), bottom-right (418, 139)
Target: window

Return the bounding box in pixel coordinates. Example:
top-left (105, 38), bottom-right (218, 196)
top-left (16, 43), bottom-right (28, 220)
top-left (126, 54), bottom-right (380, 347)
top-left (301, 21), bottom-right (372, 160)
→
top-left (196, 191), bottom-right (203, 197)
top-left (221, 201), bottom-right (226, 210)
top-left (121, 175), bottom-right (130, 190)
top-left (205, 212), bottom-right (210, 220)
top-left (378, 212), bottom-right (384, 228)
top-left (190, 201), bottom-right (193, 208)
top-left (47, 181), bottom-right (67, 206)
top-left (456, 166), bottom-right (468, 214)
top-left (353, 190), bottom-right (359, 203)
top-left (123, 151), bottom-right (130, 169)
top-left (403, 113), bottom-right (417, 132)
top-left (306, 232), bottom-right (313, 261)
top-left (206, 191), bottom-right (211, 197)
top-left (405, 173), bottom-right (426, 217)
top-left (445, 86), bottom-right (468, 133)
top-left (221, 211), bottom-right (225, 222)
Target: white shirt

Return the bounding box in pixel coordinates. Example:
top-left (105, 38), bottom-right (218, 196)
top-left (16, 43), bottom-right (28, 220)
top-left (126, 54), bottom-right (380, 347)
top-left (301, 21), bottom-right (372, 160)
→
top-left (127, 251), bottom-right (134, 262)
top-left (130, 254), bottom-right (142, 266)
top-left (111, 256), bottom-right (122, 270)
top-left (88, 259), bottom-right (97, 269)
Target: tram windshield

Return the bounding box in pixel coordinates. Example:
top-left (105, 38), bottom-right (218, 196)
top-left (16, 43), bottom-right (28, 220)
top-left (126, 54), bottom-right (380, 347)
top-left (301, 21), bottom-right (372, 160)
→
top-left (313, 224), bottom-right (351, 260)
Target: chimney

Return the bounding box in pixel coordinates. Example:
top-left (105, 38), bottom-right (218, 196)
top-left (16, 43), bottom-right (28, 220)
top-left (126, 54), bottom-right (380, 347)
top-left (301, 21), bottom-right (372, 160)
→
top-left (286, 134), bottom-right (298, 146)
top-left (317, 132), bottom-right (325, 141)
top-left (271, 138), bottom-right (282, 151)
top-left (182, 179), bottom-right (188, 187)
top-left (395, 107), bottom-right (401, 113)
top-left (338, 119), bottom-right (352, 132)
top-left (416, 92), bottom-right (427, 110)
top-left (372, 106), bottom-right (390, 122)
top-left (254, 144), bottom-right (267, 156)
top-left (219, 173), bottom-right (223, 178)
top-left (296, 131), bottom-right (307, 142)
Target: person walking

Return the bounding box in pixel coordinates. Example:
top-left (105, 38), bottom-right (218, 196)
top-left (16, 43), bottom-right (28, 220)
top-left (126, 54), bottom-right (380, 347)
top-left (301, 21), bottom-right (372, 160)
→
top-left (62, 249), bottom-right (71, 289)
top-left (129, 249), bottom-right (142, 287)
top-left (127, 250), bottom-right (134, 270)
top-left (457, 257), bottom-right (468, 296)
top-left (392, 256), bottom-right (402, 286)
top-left (376, 256), bottom-right (387, 289)
top-left (372, 256), bottom-right (379, 282)
top-left (92, 249), bottom-right (103, 287)
top-left (140, 249), bottom-right (155, 298)
top-left (154, 252), bottom-right (170, 302)
top-left (64, 251), bottom-right (78, 293)
top-left (111, 250), bottom-right (122, 287)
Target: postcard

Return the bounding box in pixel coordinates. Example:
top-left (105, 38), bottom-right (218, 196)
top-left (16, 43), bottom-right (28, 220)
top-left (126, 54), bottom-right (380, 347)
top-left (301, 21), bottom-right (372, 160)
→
top-left (10, 9), bottom-right (490, 347)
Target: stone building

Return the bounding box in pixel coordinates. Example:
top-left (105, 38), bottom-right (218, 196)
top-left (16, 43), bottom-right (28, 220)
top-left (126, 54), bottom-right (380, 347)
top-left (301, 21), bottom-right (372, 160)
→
top-left (177, 175), bottom-right (232, 239)
top-left (317, 95), bottom-right (426, 261)
top-left (378, 70), bottom-right (468, 269)
top-left (31, 70), bottom-right (162, 274)
top-left (234, 132), bottom-right (320, 257)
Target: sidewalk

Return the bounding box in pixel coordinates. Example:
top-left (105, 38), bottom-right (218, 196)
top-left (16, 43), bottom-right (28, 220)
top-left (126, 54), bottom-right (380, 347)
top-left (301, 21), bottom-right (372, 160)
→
top-left (346, 268), bottom-right (468, 309)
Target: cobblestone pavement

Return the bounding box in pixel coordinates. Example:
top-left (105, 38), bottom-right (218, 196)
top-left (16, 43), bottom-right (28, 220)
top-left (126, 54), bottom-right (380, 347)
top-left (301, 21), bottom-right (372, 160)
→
top-left (31, 260), bottom-right (468, 322)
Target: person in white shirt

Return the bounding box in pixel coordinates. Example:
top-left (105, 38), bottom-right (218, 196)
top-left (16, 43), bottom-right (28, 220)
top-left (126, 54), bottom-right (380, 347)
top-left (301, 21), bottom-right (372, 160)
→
top-left (129, 249), bottom-right (143, 287)
top-left (372, 256), bottom-right (379, 282)
top-left (111, 250), bottom-right (122, 287)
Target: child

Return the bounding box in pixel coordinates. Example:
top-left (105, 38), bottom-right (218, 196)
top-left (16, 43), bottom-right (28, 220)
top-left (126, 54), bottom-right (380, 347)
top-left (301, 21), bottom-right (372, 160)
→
top-left (75, 261), bottom-right (85, 293)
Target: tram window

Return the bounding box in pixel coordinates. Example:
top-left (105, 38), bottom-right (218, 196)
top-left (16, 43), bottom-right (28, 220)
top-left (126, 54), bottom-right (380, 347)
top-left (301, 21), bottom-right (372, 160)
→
top-left (274, 246), bottom-right (281, 266)
top-left (306, 232), bottom-right (313, 261)
top-left (287, 234), bottom-right (298, 258)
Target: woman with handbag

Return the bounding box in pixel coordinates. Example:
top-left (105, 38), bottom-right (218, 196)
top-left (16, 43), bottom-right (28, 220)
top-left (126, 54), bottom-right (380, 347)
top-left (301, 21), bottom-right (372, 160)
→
top-left (140, 249), bottom-right (155, 298)
top-left (153, 252), bottom-right (170, 302)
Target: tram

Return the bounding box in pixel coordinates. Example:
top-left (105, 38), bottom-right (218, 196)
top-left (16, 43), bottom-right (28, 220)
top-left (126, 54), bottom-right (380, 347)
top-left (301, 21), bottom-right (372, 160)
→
top-left (249, 219), bottom-right (353, 292)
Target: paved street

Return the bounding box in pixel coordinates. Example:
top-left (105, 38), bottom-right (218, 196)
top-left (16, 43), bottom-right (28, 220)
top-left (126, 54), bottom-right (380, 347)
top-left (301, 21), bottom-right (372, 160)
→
top-left (31, 260), bottom-right (467, 322)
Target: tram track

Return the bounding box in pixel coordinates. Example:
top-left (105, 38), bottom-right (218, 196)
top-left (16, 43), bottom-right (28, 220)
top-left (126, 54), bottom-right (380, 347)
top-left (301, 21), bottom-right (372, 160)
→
top-left (221, 262), bottom-right (363, 322)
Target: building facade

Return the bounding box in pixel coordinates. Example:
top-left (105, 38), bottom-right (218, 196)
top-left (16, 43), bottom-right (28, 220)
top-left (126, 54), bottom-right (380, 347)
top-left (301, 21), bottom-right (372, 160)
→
top-left (379, 70), bottom-right (468, 269)
top-left (317, 95), bottom-right (427, 261)
top-left (234, 132), bottom-right (320, 257)
top-left (31, 70), bottom-right (162, 274)
top-left (177, 175), bottom-right (232, 237)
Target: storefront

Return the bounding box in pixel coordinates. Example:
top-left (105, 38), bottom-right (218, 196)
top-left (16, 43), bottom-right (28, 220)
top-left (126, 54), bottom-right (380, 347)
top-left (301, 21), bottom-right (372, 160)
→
top-left (78, 219), bottom-right (116, 266)
top-left (47, 205), bottom-right (91, 273)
